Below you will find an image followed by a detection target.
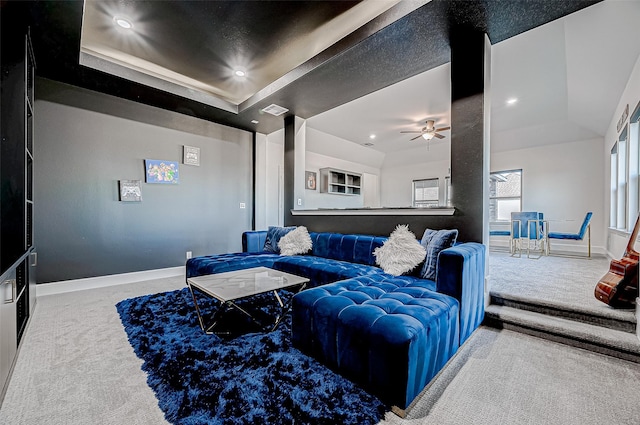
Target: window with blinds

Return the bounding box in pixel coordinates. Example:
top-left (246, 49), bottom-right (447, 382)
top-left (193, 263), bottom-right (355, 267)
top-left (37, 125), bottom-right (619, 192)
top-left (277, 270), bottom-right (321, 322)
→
top-left (413, 178), bottom-right (439, 207)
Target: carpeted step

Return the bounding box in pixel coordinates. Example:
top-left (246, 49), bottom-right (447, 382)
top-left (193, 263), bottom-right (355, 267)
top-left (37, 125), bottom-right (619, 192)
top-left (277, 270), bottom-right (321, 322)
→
top-left (490, 292), bottom-right (636, 334)
top-left (484, 305), bottom-right (640, 363)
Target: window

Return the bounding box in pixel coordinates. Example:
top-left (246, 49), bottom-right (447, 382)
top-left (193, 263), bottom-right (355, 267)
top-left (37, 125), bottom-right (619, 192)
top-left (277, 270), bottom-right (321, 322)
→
top-left (413, 178), bottom-right (439, 207)
top-left (489, 169), bottom-right (521, 221)
top-left (627, 124), bottom-right (638, 231)
top-left (609, 101), bottom-right (640, 232)
top-left (617, 131), bottom-right (628, 229)
top-left (630, 102), bottom-right (640, 227)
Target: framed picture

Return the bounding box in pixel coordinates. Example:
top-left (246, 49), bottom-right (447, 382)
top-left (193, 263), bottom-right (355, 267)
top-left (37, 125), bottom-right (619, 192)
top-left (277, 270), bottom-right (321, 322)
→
top-left (145, 159), bottom-right (180, 184)
top-left (183, 145), bottom-right (200, 166)
top-left (305, 171), bottom-right (317, 190)
top-left (119, 180), bottom-right (142, 202)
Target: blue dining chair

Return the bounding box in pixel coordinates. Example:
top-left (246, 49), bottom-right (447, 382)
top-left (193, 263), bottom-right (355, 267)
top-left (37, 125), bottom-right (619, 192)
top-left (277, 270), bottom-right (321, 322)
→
top-left (547, 212), bottom-right (593, 258)
top-left (489, 229), bottom-right (514, 253)
top-left (511, 211), bottom-right (546, 257)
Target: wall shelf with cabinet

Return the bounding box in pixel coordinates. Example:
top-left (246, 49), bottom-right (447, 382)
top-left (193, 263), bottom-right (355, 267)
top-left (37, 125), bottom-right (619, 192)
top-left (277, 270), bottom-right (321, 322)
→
top-left (320, 168), bottom-right (362, 196)
top-left (1, 23), bottom-right (36, 405)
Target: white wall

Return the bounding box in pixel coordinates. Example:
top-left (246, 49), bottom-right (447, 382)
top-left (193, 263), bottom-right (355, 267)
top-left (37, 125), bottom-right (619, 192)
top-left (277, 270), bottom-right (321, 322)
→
top-left (304, 127), bottom-right (384, 209)
top-left (254, 133), bottom-right (268, 230)
top-left (380, 161), bottom-right (450, 208)
top-left (605, 53), bottom-right (640, 258)
top-left (305, 152), bottom-right (380, 209)
top-left (255, 129), bottom-right (284, 229)
top-left (380, 143), bottom-right (450, 208)
top-left (491, 137), bottom-right (604, 255)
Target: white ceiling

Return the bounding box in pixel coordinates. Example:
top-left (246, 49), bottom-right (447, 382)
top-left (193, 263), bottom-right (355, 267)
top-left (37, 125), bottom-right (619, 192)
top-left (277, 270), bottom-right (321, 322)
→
top-left (307, 0), bottom-right (640, 155)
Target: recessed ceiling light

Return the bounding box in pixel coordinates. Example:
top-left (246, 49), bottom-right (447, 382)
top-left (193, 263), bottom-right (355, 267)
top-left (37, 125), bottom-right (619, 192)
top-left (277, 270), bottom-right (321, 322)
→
top-left (114, 16), bottom-right (133, 29)
top-left (234, 70), bottom-right (246, 78)
top-left (506, 98), bottom-right (518, 105)
top-left (369, 134), bottom-right (376, 139)
top-left (251, 120), bottom-right (259, 124)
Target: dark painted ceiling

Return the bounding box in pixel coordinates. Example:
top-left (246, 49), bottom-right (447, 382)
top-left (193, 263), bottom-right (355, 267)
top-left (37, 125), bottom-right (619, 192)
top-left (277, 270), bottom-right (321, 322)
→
top-left (26, 0), bottom-right (601, 135)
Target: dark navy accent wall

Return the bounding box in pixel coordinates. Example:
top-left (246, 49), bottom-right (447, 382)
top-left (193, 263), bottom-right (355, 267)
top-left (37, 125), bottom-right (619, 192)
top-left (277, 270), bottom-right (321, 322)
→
top-left (287, 215), bottom-right (460, 239)
top-left (34, 79), bottom-right (254, 283)
top-left (284, 116), bottom-right (296, 215)
top-left (449, 27), bottom-right (490, 243)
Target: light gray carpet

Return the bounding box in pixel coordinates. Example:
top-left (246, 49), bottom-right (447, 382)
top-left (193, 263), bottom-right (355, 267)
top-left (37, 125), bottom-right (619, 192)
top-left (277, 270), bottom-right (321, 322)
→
top-left (0, 277), bottom-right (183, 425)
top-left (488, 251), bottom-right (636, 323)
top-left (1, 277), bottom-right (639, 424)
top-left (383, 327), bottom-right (640, 425)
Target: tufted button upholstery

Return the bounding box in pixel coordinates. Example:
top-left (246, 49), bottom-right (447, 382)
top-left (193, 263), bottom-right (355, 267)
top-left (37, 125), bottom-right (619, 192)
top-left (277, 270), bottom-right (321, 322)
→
top-left (292, 274), bottom-right (461, 409)
top-left (187, 230), bottom-right (486, 411)
top-left (185, 252), bottom-right (280, 278)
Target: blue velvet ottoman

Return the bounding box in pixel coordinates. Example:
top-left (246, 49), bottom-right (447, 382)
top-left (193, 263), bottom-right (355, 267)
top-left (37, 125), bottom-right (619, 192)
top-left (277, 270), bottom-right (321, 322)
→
top-left (292, 276), bottom-right (460, 412)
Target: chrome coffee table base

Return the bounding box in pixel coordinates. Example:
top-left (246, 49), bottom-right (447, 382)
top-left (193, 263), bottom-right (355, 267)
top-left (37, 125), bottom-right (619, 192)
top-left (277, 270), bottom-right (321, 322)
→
top-left (186, 267), bottom-right (309, 335)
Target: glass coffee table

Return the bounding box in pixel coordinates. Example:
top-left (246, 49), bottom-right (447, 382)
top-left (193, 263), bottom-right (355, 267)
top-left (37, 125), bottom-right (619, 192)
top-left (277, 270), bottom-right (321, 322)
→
top-left (186, 266), bottom-right (309, 335)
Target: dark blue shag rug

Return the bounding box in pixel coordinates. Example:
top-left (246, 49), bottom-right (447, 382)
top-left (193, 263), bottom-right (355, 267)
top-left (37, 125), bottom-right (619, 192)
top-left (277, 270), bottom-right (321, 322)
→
top-left (116, 287), bottom-right (388, 425)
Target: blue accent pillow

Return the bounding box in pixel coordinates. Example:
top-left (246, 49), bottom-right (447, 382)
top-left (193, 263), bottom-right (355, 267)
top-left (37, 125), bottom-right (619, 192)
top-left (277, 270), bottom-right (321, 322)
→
top-left (419, 228), bottom-right (458, 280)
top-left (263, 226), bottom-right (296, 253)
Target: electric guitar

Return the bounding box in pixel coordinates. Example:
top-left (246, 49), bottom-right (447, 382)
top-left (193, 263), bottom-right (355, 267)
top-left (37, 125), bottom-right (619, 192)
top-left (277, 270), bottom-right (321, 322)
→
top-left (594, 215), bottom-right (640, 308)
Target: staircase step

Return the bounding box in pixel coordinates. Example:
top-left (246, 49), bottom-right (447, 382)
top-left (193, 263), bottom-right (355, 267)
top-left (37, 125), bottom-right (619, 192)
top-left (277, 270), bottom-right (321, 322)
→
top-left (490, 293), bottom-right (636, 334)
top-left (484, 305), bottom-right (640, 363)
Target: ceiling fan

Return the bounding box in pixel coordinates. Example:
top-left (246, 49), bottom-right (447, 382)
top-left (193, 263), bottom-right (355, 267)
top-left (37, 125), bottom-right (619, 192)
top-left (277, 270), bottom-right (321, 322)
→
top-left (401, 119), bottom-right (451, 141)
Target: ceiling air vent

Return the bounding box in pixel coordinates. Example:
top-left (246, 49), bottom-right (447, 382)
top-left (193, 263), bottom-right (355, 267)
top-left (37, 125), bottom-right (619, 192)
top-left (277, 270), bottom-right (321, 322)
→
top-left (261, 104), bottom-right (289, 116)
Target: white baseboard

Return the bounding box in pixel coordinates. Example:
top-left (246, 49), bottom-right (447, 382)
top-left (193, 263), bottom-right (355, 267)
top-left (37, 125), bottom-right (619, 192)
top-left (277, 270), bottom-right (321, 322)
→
top-left (36, 266), bottom-right (185, 297)
top-left (489, 241), bottom-right (604, 257)
top-left (636, 298), bottom-right (640, 341)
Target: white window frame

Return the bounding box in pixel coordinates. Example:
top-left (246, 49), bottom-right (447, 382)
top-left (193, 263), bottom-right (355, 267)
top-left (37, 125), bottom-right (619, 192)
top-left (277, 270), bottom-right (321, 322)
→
top-left (630, 101), bottom-right (640, 228)
top-left (412, 178), bottom-right (439, 207)
top-left (611, 126), bottom-right (630, 231)
top-left (627, 123), bottom-right (638, 230)
top-left (617, 130), bottom-right (628, 230)
top-left (609, 100), bottom-right (640, 233)
top-left (489, 169), bottom-right (522, 222)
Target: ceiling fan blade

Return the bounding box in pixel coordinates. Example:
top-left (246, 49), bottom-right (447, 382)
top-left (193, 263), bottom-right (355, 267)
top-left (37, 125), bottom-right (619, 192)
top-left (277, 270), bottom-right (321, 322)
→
top-left (434, 133), bottom-right (445, 139)
top-left (410, 135), bottom-right (423, 141)
top-left (400, 131), bottom-right (422, 134)
top-left (435, 126), bottom-right (450, 132)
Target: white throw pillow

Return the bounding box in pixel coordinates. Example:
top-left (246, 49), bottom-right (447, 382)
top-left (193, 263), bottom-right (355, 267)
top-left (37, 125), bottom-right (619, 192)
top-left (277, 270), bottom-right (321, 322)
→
top-left (278, 226), bottom-right (313, 256)
top-left (374, 224), bottom-right (426, 276)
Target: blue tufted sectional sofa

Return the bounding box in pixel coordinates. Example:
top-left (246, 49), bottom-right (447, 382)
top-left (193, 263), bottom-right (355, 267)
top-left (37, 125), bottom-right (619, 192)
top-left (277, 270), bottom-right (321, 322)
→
top-left (186, 230), bottom-right (485, 413)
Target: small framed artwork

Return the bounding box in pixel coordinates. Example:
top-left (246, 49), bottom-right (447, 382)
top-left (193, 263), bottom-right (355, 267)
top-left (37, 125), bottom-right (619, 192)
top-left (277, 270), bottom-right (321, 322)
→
top-left (145, 159), bottom-right (180, 184)
top-left (305, 171), bottom-right (317, 190)
top-left (119, 180), bottom-right (142, 202)
top-left (183, 145), bottom-right (200, 166)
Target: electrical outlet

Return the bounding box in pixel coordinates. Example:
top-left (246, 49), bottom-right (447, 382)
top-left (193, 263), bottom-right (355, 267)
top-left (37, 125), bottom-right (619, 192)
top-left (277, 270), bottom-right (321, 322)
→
top-left (186, 251), bottom-right (192, 259)
top-left (297, 198), bottom-right (302, 206)
top-left (240, 202), bottom-right (246, 209)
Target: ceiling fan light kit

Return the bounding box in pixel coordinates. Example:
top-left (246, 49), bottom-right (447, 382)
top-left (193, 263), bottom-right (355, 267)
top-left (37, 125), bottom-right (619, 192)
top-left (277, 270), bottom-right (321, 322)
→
top-left (400, 119), bottom-right (451, 143)
top-left (422, 133), bottom-right (435, 140)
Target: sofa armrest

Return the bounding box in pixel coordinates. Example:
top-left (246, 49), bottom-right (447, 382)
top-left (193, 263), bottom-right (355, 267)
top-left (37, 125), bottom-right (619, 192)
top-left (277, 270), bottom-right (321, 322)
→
top-left (436, 243), bottom-right (486, 344)
top-left (242, 230), bottom-right (268, 253)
